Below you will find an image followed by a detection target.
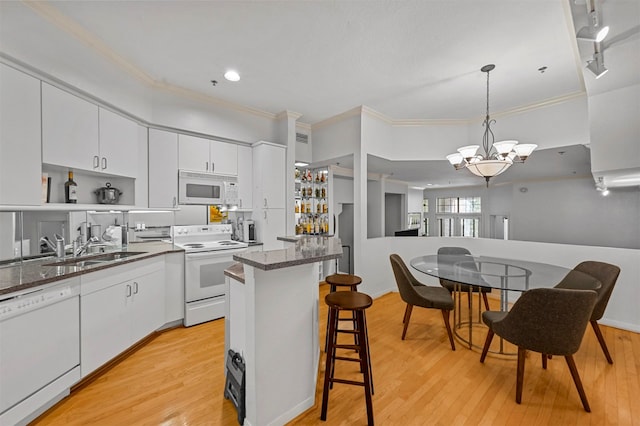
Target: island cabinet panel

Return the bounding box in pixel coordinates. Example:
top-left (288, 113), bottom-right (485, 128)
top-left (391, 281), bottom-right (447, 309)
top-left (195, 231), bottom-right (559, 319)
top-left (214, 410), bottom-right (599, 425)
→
top-left (0, 63), bottom-right (42, 205)
top-left (80, 258), bottom-right (165, 377)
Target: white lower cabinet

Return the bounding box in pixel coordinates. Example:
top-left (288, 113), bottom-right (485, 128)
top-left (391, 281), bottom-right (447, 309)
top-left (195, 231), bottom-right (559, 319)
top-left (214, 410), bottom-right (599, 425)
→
top-left (164, 252), bottom-right (185, 324)
top-left (80, 258), bottom-right (165, 377)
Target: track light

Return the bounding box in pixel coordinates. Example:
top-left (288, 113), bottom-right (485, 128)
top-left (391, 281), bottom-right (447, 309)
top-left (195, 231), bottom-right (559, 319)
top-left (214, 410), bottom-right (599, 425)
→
top-left (576, 1), bottom-right (609, 43)
top-left (576, 23), bottom-right (609, 42)
top-left (586, 48), bottom-right (608, 79)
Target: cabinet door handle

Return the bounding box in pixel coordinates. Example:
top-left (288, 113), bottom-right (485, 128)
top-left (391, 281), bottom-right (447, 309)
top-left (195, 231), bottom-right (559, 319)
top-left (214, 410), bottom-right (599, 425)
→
top-left (126, 284), bottom-right (132, 297)
top-left (206, 161), bottom-right (209, 171)
top-left (133, 282), bottom-right (139, 294)
top-left (264, 198), bottom-right (267, 208)
top-left (211, 162), bottom-right (214, 172)
top-left (101, 157), bottom-right (107, 170)
top-left (264, 211), bottom-right (267, 220)
top-left (93, 155), bottom-right (99, 168)
top-left (173, 196), bottom-right (177, 207)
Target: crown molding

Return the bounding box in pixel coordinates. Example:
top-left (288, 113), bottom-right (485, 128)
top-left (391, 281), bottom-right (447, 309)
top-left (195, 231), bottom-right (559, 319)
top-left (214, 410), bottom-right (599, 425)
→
top-left (20, 1), bottom-right (591, 132)
top-left (23, 1), bottom-right (156, 86)
top-left (24, 0), bottom-right (278, 122)
top-left (487, 91), bottom-right (587, 119)
top-left (275, 110), bottom-right (303, 121)
top-left (150, 80), bottom-right (277, 120)
top-left (311, 106), bottom-right (364, 130)
top-left (296, 122), bottom-right (312, 132)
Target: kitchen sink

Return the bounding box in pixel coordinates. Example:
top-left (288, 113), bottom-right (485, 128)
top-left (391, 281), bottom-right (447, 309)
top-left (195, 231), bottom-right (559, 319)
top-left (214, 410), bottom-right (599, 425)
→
top-left (43, 251), bottom-right (148, 267)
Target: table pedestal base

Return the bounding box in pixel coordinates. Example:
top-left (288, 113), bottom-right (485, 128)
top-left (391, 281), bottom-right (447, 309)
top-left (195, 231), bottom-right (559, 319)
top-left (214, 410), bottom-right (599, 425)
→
top-left (453, 284), bottom-right (516, 357)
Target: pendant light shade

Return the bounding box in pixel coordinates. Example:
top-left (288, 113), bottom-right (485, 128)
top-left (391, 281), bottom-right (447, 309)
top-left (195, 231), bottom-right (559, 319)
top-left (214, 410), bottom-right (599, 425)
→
top-left (445, 64), bottom-right (536, 186)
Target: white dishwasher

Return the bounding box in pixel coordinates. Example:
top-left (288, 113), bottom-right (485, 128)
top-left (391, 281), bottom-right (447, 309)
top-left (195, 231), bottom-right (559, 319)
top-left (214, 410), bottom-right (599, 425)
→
top-left (0, 277), bottom-right (81, 426)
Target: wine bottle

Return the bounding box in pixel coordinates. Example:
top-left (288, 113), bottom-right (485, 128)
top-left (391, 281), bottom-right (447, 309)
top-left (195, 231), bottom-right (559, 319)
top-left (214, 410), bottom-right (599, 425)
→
top-left (65, 170), bottom-right (78, 203)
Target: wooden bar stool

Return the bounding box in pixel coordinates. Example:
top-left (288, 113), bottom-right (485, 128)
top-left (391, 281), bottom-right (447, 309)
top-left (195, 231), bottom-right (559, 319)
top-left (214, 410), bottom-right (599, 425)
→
top-left (321, 291), bottom-right (374, 426)
top-left (324, 273), bottom-right (362, 352)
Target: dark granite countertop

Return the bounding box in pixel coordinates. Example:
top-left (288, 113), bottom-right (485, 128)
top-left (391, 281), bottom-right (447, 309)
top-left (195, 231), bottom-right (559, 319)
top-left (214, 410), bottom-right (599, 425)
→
top-left (277, 234), bottom-right (334, 243)
top-left (233, 235), bottom-right (342, 271)
top-left (0, 242), bottom-right (183, 296)
top-left (224, 262), bottom-right (245, 283)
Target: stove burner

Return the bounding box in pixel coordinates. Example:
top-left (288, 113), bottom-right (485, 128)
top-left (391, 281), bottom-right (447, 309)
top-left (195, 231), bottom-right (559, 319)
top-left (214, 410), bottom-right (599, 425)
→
top-left (183, 243), bottom-right (205, 248)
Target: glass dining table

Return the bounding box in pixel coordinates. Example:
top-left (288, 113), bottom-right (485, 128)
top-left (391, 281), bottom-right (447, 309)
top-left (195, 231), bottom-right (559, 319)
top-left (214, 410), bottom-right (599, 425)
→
top-left (410, 254), bottom-right (600, 355)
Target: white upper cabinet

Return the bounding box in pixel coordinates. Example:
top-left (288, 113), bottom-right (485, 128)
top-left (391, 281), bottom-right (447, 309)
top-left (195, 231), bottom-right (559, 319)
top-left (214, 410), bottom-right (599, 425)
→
top-left (237, 145), bottom-right (253, 209)
top-left (178, 134), bottom-right (237, 175)
top-left (98, 108), bottom-right (139, 178)
top-left (42, 83), bottom-right (138, 178)
top-left (42, 82), bottom-right (99, 173)
top-left (210, 140), bottom-right (238, 175)
top-left (178, 134), bottom-right (209, 172)
top-left (0, 63), bottom-right (42, 205)
top-left (149, 129), bottom-right (178, 208)
top-left (253, 142), bottom-right (286, 209)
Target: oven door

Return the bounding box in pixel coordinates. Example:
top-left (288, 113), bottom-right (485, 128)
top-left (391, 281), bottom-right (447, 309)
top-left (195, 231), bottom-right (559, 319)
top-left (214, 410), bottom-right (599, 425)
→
top-left (184, 248), bottom-right (245, 302)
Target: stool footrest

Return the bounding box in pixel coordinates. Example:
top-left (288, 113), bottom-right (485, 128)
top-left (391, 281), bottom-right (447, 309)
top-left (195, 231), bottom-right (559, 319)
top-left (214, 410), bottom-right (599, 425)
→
top-left (330, 378), bottom-right (365, 387)
top-left (334, 355), bottom-right (361, 363)
top-left (336, 329), bottom-right (358, 334)
top-left (334, 344), bottom-right (359, 351)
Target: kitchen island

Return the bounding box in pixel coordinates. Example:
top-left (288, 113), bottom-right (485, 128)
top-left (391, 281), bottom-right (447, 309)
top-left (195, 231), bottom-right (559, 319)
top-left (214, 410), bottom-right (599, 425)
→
top-left (225, 235), bottom-right (342, 426)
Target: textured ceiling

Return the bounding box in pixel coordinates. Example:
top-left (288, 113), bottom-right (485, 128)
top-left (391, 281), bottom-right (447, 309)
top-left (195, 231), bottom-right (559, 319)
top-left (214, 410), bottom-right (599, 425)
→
top-left (0, 0), bottom-right (637, 188)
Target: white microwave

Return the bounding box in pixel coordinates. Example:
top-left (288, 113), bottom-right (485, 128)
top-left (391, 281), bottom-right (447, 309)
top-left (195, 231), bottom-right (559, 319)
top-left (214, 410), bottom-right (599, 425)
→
top-left (178, 170), bottom-right (239, 205)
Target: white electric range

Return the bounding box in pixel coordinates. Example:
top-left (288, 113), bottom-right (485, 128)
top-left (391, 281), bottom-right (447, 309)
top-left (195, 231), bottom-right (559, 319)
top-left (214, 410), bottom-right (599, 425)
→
top-left (173, 224), bottom-right (248, 327)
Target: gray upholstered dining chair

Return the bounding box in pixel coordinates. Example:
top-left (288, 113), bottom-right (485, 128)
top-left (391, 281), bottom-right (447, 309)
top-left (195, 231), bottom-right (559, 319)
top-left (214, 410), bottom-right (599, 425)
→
top-left (479, 288), bottom-right (597, 412)
top-left (389, 254), bottom-right (456, 350)
top-left (555, 261), bottom-right (621, 364)
top-left (437, 247), bottom-right (491, 311)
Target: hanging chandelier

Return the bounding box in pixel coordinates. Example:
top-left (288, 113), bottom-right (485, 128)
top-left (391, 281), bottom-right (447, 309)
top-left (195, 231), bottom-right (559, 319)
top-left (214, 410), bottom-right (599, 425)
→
top-left (446, 64), bottom-right (537, 186)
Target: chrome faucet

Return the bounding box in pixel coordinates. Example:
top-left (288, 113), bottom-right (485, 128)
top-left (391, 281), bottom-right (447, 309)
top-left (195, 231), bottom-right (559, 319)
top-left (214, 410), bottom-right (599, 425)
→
top-left (74, 236), bottom-right (100, 257)
top-left (40, 234), bottom-right (66, 258)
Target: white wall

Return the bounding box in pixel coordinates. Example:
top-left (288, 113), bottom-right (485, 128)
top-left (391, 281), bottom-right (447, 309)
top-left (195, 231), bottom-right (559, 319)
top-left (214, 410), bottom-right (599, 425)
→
top-left (358, 236), bottom-right (640, 333)
top-left (509, 178), bottom-right (640, 249)
top-left (408, 187), bottom-right (423, 213)
top-left (422, 178), bottom-right (640, 249)
top-left (311, 113), bottom-right (361, 162)
top-left (589, 84), bottom-right (640, 176)
top-left (487, 96), bottom-right (590, 149)
top-left (150, 89), bottom-right (279, 144)
top-left (367, 180), bottom-right (383, 239)
top-left (387, 122), bottom-right (468, 159)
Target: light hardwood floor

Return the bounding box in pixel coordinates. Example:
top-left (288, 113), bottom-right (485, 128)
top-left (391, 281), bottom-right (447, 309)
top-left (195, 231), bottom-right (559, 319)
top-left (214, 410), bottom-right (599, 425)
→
top-left (33, 284), bottom-right (640, 426)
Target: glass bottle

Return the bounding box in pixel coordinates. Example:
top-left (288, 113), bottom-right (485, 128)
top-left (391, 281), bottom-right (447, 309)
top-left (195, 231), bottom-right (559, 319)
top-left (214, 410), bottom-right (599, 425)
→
top-left (65, 170), bottom-right (78, 203)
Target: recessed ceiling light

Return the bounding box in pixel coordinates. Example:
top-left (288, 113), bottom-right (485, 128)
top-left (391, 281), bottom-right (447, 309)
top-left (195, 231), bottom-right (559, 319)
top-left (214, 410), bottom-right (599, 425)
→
top-left (224, 70), bottom-right (240, 82)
